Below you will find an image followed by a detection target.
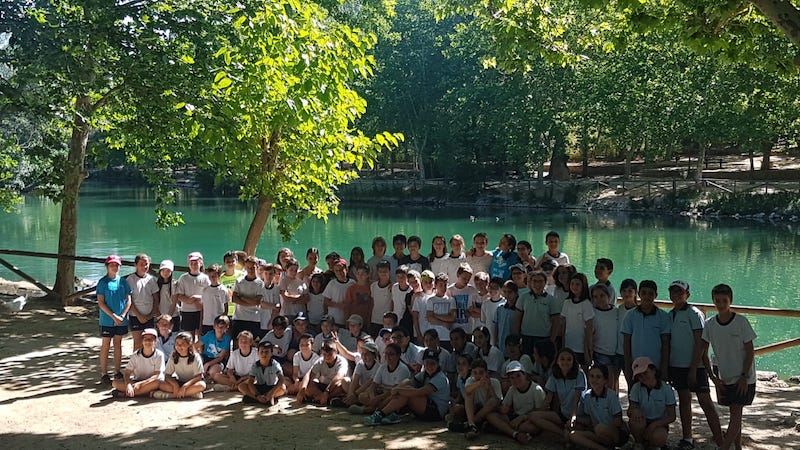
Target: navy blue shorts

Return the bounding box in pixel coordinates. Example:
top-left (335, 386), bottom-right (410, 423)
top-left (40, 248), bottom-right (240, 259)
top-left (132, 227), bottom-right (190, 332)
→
top-left (180, 311), bottom-right (201, 332)
top-left (100, 325), bottom-right (128, 338)
top-left (129, 315), bottom-right (154, 332)
top-left (415, 398), bottom-right (443, 422)
top-left (669, 366), bottom-right (711, 393)
top-left (718, 382), bottom-right (756, 406)
top-left (256, 383), bottom-right (277, 395)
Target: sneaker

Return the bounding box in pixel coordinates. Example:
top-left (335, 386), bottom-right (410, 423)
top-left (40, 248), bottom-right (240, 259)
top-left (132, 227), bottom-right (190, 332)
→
top-left (348, 404), bottom-right (366, 415)
top-left (329, 397), bottom-right (346, 407)
top-left (677, 439), bottom-right (695, 450)
top-left (191, 392), bottom-right (203, 399)
top-left (110, 389), bottom-right (127, 398)
top-left (100, 374), bottom-right (112, 385)
top-left (447, 421), bottom-right (468, 432)
top-left (150, 390), bottom-right (172, 399)
top-left (114, 371), bottom-right (124, 380)
top-left (465, 423), bottom-right (480, 440)
top-left (213, 384), bottom-right (232, 392)
top-left (381, 412), bottom-right (402, 425)
top-left (365, 411), bottom-right (384, 426)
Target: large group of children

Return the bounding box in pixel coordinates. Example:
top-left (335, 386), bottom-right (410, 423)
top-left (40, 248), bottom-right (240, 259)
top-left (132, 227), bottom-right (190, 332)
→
top-left (96, 231), bottom-right (756, 449)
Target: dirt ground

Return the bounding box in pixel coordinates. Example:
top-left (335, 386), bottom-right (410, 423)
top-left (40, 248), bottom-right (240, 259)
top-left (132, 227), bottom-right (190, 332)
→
top-left (1, 299), bottom-right (799, 450)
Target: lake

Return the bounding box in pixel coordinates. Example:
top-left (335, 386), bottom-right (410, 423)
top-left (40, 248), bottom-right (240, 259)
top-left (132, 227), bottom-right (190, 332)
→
top-left (2, 183), bottom-right (799, 375)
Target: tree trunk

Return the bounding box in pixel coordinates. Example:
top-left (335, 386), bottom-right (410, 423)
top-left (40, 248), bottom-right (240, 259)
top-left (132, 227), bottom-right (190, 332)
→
top-left (695, 144), bottom-right (707, 181)
top-left (548, 129), bottom-right (570, 180)
top-left (750, 0), bottom-right (800, 50)
top-left (760, 140), bottom-right (772, 170)
top-left (53, 95), bottom-right (92, 304)
top-left (624, 145), bottom-right (632, 180)
top-left (580, 123), bottom-right (589, 178)
top-left (242, 193), bottom-right (273, 256)
top-left (748, 145), bottom-right (755, 172)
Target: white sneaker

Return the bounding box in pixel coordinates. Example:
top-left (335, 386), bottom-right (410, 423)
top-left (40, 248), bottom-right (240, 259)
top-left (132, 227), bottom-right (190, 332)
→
top-left (151, 390), bottom-right (172, 399)
top-left (192, 392), bottom-right (203, 399)
top-left (213, 384), bottom-right (232, 392)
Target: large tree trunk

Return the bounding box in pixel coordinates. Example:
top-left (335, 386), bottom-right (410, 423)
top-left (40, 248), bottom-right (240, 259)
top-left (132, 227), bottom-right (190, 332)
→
top-left (695, 144), bottom-right (708, 181)
top-left (760, 140), bottom-right (772, 170)
top-left (548, 129), bottom-right (570, 180)
top-left (53, 95), bottom-right (91, 303)
top-left (242, 193), bottom-right (273, 256)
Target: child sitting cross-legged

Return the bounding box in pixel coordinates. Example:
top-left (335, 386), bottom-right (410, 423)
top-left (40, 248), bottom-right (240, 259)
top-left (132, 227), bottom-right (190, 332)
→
top-left (462, 358), bottom-right (503, 441)
top-left (239, 341), bottom-right (286, 406)
top-left (111, 328), bottom-right (164, 398)
top-left (484, 361), bottom-right (545, 444)
top-left (154, 331), bottom-right (206, 399)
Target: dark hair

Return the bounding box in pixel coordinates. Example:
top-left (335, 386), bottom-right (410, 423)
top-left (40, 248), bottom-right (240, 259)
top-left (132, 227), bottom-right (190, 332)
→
top-left (306, 247), bottom-right (319, 258)
top-left (533, 339), bottom-right (556, 365)
top-left (711, 283), bottom-right (733, 299)
top-left (349, 247), bottom-right (365, 265)
top-left (434, 272), bottom-right (449, 283)
top-left (382, 311), bottom-right (398, 325)
top-left (206, 264), bottom-right (222, 275)
top-left (590, 283), bottom-right (611, 300)
top-left (309, 273), bottom-right (326, 294)
top-left (392, 327), bottom-right (410, 338)
top-left (553, 264), bottom-right (576, 291)
top-left (473, 232), bottom-right (488, 241)
top-left (392, 234), bottom-right (407, 246)
top-left (517, 240), bottom-right (532, 251)
top-left (172, 332), bottom-right (196, 364)
top-left (134, 253), bottom-right (150, 264)
top-left (423, 329), bottom-right (439, 340)
top-left (324, 251), bottom-right (340, 261)
top-left (272, 315), bottom-right (289, 328)
top-left (376, 260), bottom-right (391, 271)
top-left (214, 314), bottom-right (230, 326)
top-left (223, 250), bottom-right (237, 262)
top-left (588, 362), bottom-right (609, 380)
top-left (473, 326), bottom-right (491, 343)
top-left (596, 258), bottom-right (613, 271)
top-left (502, 280), bottom-right (519, 298)
top-left (552, 347), bottom-right (580, 380)
top-left (449, 327), bottom-right (467, 339)
top-left (299, 333), bottom-right (314, 344)
top-left (545, 230), bottom-right (560, 241)
top-left (501, 233), bottom-right (517, 250)
top-left (429, 235), bottom-right (447, 261)
top-left (395, 264), bottom-right (410, 275)
top-left (371, 236), bottom-right (387, 251)
top-left (470, 358), bottom-right (488, 370)
top-left (620, 278), bottom-right (637, 291)
top-left (504, 334), bottom-right (522, 347)
top-left (490, 276), bottom-right (506, 288)
top-left (284, 257), bottom-right (300, 269)
top-left (568, 273), bottom-right (590, 302)
top-left (639, 279), bottom-right (658, 293)
top-left (384, 343), bottom-right (402, 358)
top-left (407, 235), bottom-right (422, 247)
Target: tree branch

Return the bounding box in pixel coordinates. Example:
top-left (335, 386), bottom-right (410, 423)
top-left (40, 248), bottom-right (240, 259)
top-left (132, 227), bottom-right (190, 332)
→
top-left (750, 0), bottom-right (800, 48)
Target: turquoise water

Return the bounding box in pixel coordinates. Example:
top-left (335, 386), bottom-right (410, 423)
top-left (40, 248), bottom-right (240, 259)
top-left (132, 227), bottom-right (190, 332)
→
top-left (2, 184), bottom-right (799, 374)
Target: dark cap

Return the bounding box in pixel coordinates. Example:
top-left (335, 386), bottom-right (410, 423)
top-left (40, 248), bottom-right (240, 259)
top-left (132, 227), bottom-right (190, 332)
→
top-left (421, 348), bottom-right (440, 363)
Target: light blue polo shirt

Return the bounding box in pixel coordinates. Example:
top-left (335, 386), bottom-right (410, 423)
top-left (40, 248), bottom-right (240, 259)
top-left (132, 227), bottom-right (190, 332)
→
top-left (629, 381), bottom-right (676, 421)
top-left (577, 388), bottom-right (623, 426)
top-left (620, 306), bottom-right (671, 367)
top-left (669, 304), bottom-right (705, 368)
top-left (544, 369), bottom-right (587, 417)
top-left (516, 292), bottom-right (562, 338)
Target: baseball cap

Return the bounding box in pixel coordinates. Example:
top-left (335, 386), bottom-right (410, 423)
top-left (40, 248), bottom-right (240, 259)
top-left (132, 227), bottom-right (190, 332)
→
top-left (669, 280), bottom-right (690, 292)
top-left (378, 327), bottom-right (393, 338)
top-left (421, 348), bottom-right (440, 362)
top-left (142, 328), bottom-right (157, 338)
top-left (321, 340), bottom-right (337, 352)
top-left (362, 342), bottom-right (378, 354)
top-left (509, 263), bottom-right (527, 273)
top-left (188, 251), bottom-right (203, 261)
top-left (632, 356), bottom-right (654, 377)
top-left (105, 254), bottom-right (122, 265)
top-left (346, 314), bottom-right (363, 326)
top-left (320, 314), bottom-right (335, 324)
top-left (505, 360), bottom-right (525, 374)
top-left (258, 341), bottom-right (279, 350)
top-left (293, 312), bottom-right (308, 323)
top-left (159, 260), bottom-right (174, 272)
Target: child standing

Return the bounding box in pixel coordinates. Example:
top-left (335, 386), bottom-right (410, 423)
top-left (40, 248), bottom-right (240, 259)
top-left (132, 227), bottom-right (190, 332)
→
top-left (465, 232), bottom-right (493, 279)
top-left (391, 265), bottom-right (411, 327)
top-left (470, 271), bottom-right (490, 331)
top-left (514, 270), bottom-right (561, 356)
top-left (488, 233), bottom-right (519, 281)
top-left (429, 235), bottom-right (449, 276)
top-left (157, 331), bottom-right (206, 399)
top-left (240, 342), bottom-right (286, 405)
top-left (369, 261), bottom-right (393, 336)
top-left (97, 254), bottom-right (132, 384)
top-left (279, 257), bottom-right (308, 321)
top-left (447, 263), bottom-right (479, 335)
top-left (388, 234), bottom-right (408, 280)
top-left (425, 273), bottom-right (456, 350)
top-left (219, 250), bottom-right (241, 317)
top-left (126, 253), bottom-right (159, 351)
top-left (621, 280), bottom-right (671, 382)
top-left (366, 236), bottom-right (390, 282)
top-left (175, 251), bottom-right (209, 341)
top-left (156, 260), bottom-right (180, 331)
top-left (668, 280), bottom-right (723, 449)
top-left (444, 234), bottom-right (467, 283)
top-left (111, 328), bottom-right (164, 398)
top-left (344, 265), bottom-right (374, 331)
top-left (259, 262), bottom-right (281, 334)
top-left (307, 273), bottom-right (326, 331)
top-left (702, 283), bottom-right (757, 450)
top-left (322, 258), bottom-right (354, 327)
top-left (590, 284), bottom-right (622, 390)
top-left (231, 255), bottom-right (264, 344)
top-left (404, 235), bottom-right (432, 273)
top-left (538, 230), bottom-right (569, 267)
top-left (617, 278), bottom-right (639, 387)
top-left (493, 279), bottom-right (517, 354)
top-left (200, 264), bottom-right (228, 335)
top-left (591, 258), bottom-right (616, 305)
top-left (561, 273), bottom-right (595, 368)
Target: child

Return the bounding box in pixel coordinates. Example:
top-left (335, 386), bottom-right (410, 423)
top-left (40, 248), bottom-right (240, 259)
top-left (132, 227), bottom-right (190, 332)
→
top-left (488, 233), bottom-right (519, 281)
top-left (259, 262), bottom-right (281, 334)
top-left (200, 264), bottom-right (228, 335)
top-left (392, 327), bottom-right (423, 369)
top-left (514, 270), bottom-right (560, 356)
top-left (621, 280), bottom-right (671, 382)
top-left (156, 260), bottom-right (180, 331)
top-left (343, 341), bottom-right (381, 407)
top-left (322, 258), bottom-right (354, 327)
top-left (515, 240), bottom-right (536, 271)
top-left (391, 265), bottom-right (412, 328)
top-left (462, 358), bottom-right (503, 440)
top-left (175, 251), bottom-right (209, 340)
top-left (628, 356), bottom-right (677, 448)
top-left (590, 284), bottom-right (622, 391)
top-left (313, 315), bottom-right (336, 354)
top-left (231, 255), bottom-right (264, 344)
top-left (568, 363), bottom-right (628, 450)
top-left (366, 236), bottom-right (390, 282)
top-left (493, 279), bottom-right (517, 354)
top-left (154, 314), bottom-right (177, 358)
top-left (262, 315), bottom-right (293, 368)
top-left (429, 234), bottom-right (449, 276)
top-left (617, 278), bottom-right (639, 387)
top-left (447, 263), bottom-right (479, 335)
top-left (592, 258), bottom-right (616, 305)
top-left (668, 280), bottom-right (723, 449)
top-left (338, 314), bottom-right (370, 353)
top-left (279, 257), bottom-right (308, 321)
top-left (472, 326), bottom-right (504, 378)
top-left (347, 247), bottom-right (366, 280)
top-left (97, 254), bottom-right (132, 384)
top-left (531, 339), bottom-right (556, 386)
top-left (411, 270), bottom-right (434, 343)
top-left (349, 342), bottom-right (411, 415)
top-left (240, 341), bottom-right (286, 405)
top-left (364, 348), bottom-right (450, 425)
top-left (111, 328), bottom-right (164, 398)
top-left (388, 234), bottom-right (408, 279)
top-left (219, 250), bottom-right (241, 317)
top-left (702, 283), bottom-right (756, 450)
top-left (484, 361), bottom-right (545, 444)
top-left (307, 273), bottom-right (326, 331)
top-left (561, 272), bottom-right (595, 368)
top-left (215, 330), bottom-right (258, 392)
top-left (552, 264), bottom-right (576, 302)
top-left (499, 335), bottom-right (534, 393)
top-left (404, 235), bottom-right (432, 273)
top-left (444, 234), bottom-right (467, 283)
top-left (296, 340), bottom-right (349, 405)
top-left (509, 263), bottom-right (528, 296)
top-left (528, 347), bottom-right (587, 438)
top-left (276, 247), bottom-right (294, 272)
top-left (300, 247), bottom-right (323, 284)
top-left (198, 314), bottom-right (232, 382)
top-left (156, 331), bottom-right (206, 399)
top-left (538, 230), bottom-right (569, 267)
top-left (425, 272), bottom-right (456, 350)
top-left (287, 333), bottom-right (320, 396)
top-left (369, 261), bottom-right (393, 336)
top-left (465, 232), bottom-right (493, 279)
top-left (126, 253), bottom-right (159, 351)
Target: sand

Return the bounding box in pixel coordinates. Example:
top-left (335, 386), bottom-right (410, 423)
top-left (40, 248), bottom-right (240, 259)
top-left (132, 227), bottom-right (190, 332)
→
top-left (1, 300), bottom-right (799, 449)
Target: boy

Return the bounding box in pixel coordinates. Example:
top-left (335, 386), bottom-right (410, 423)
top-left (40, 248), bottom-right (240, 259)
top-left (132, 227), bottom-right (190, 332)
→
top-left (369, 261), bottom-right (393, 336)
top-left (219, 250), bottom-right (241, 316)
top-left (344, 265), bottom-right (374, 330)
top-left (287, 333), bottom-right (320, 396)
top-left (365, 348), bottom-right (450, 425)
top-left (388, 234), bottom-right (408, 279)
top-left (621, 280), bottom-right (671, 382)
top-left (446, 263), bottom-right (479, 335)
top-left (591, 258), bottom-right (616, 306)
top-left (668, 280), bottom-right (723, 449)
top-left (471, 271), bottom-right (491, 331)
top-left (278, 257), bottom-right (308, 321)
top-left (322, 258), bottom-right (354, 327)
top-left (126, 253), bottom-right (159, 351)
top-left (702, 284), bottom-right (756, 450)
top-left (426, 272), bottom-right (456, 350)
top-left (214, 330), bottom-right (258, 392)
top-left (175, 251), bottom-right (209, 341)
top-left (97, 254), bottom-right (132, 384)
top-left (339, 314), bottom-right (370, 353)
top-left (239, 341), bottom-right (286, 405)
top-left (296, 340), bottom-right (349, 405)
top-left (390, 265), bottom-right (411, 321)
top-left (462, 358), bottom-right (503, 440)
top-left (231, 255), bottom-right (264, 345)
top-left (514, 271), bottom-right (561, 356)
top-left (111, 328), bottom-right (164, 398)
top-left (259, 262), bottom-right (281, 333)
top-left (200, 264), bottom-right (228, 335)
top-left (313, 314), bottom-right (336, 354)
top-left (404, 235), bottom-right (431, 272)
top-left (198, 314), bottom-right (232, 382)
top-left (538, 230), bottom-right (569, 267)
top-left (484, 360), bottom-right (545, 444)
top-left (444, 234), bottom-right (467, 283)
top-left (392, 327), bottom-right (422, 369)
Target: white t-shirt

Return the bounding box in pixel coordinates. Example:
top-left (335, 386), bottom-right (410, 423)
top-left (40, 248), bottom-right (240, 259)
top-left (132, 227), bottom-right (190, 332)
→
top-left (263, 328), bottom-right (293, 359)
top-left (425, 295), bottom-right (456, 342)
top-left (157, 280), bottom-right (177, 315)
top-left (413, 347), bottom-right (451, 370)
top-left (478, 345), bottom-right (505, 373)
top-left (481, 298), bottom-right (504, 346)
top-left (202, 284), bottom-right (229, 326)
top-left (500, 355), bottom-right (535, 375)
top-left (233, 276), bottom-right (263, 323)
top-left (370, 281), bottom-right (393, 325)
top-left (307, 292), bottom-right (325, 325)
top-left (447, 284), bottom-right (479, 333)
top-left (126, 348), bottom-right (165, 381)
top-left (412, 293), bottom-right (431, 337)
top-left (227, 347), bottom-right (259, 377)
top-left (372, 362), bottom-right (412, 387)
top-left (311, 354), bottom-right (349, 384)
top-left (503, 381), bottom-right (546, 416)
top-left (165, 354), bottom-right (204, 382)
top-left (465, 254), bottom-right (492, 282)
top-left (593, 305), bottom-right (621, 356)
top-left (175, 273), bottom-right (210, 312)
top-left (279, 277), bottom-right (308, 317)
top-left (702, 313), bottom-right (757, 384)
top-left (260, 284), bottom-right (280, 330)
top-left (465, 376), bottom-right (503, 405)
top-left (444, 253), bottom-right (466, 285)
top-left (292, 351), bottom-right (321, 379)
top-left (400, 343), bottom-right (422, 367)
top-left (353, 360), bottom-right (380, 383)
top-left (561, 299), bottom-right (596, 352)
top-left (430, 254), bottom-right (449, 277)
top-left (126, 273), bottom-right (159, 315)
top-left (391, 283), bottom-right (411, 319)
top-left (322, 278), bottom-right (354, 325)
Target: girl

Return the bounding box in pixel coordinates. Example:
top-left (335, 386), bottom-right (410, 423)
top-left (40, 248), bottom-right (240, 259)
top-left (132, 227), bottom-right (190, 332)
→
top-left (463, 358), bottom-right (503, 440)
top-left (300, 247), bottom-right (323, 284)
top-left (590, 284), bottom-right (622, 391)
top-left (347, 247), bottom-right (365, 280)
top-left (493, 279), bottom-right (518, 355)
top-left (156, 260), bottom-right (180, 331)
top-left (343, 341), bottom-right (381, 407)
top-left (348, 343), bottom-right (411, 415)
top-left (214, 330), bottom-right (259, 392)
top-left (527, 348), bottom-right (587, 438)
top-left (472, 326), bottom-right (504, 378)
top-left (307, 273), bottom-right (326, 331)
top-left (287, 333), bottom-right (320, 396)
top-left (568, 363), bottom-right (628, 450)
top-left (276, 247), bottom-right (294, 272)
top-left (531, 339), bottom-right (556, 385)
top-left (97, 254), bottom-right (132, 384)
top-left (175, 251), bottom-right (209, 341)
top-left (561, 273), bottom-right (595, 367)
top-left (154, 314), bottom-right (177, 360)
top-left (111, 328), bottom-right (164, 398)
top-left (429, 234), bottom-right (449, 276)
top-left (445, 234), bottom-right (466, 283)
top-left (156, 331), bottom-right (206, 399)
top-left (628, 356), bottom-right (676, 448)
top-left (366, 236), bottom-right (389, 282)
top-left (400, 269), bottom-right (421, 338)
top-left (411, 270), bottom-right (435, 344)
top-left (279, 257), bottom-right (308, 321)
top-left (552, 264), bottom-right (576, 302)
top-left (617, 278), bottom-right (639, 387)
